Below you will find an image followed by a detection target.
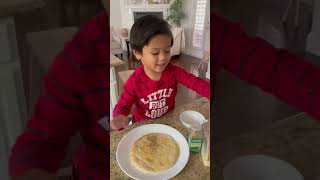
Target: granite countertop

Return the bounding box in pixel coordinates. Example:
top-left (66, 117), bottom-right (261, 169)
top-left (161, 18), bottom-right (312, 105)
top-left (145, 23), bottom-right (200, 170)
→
top-left (110, 97), bottom-right (210, 180)
top-left (110, 54), bottom-right (125, 67)
top-left (0, 0), bottom-right (45, 18)
top-left (213, 113), bottom-right (320, 180)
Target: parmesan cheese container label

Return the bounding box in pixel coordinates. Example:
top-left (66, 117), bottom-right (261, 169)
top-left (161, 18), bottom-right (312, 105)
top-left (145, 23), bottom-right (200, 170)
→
top-left (188, 122), bottom-right (203, 153)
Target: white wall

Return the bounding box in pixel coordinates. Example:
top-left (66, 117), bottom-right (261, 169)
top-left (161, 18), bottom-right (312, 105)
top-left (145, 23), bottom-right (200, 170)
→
top-left (181, 0), bottom-right (210, 58)
top-left (119, 3), bottom-right (169, 30)
top-left (110, 0), bottom-right (123, 29)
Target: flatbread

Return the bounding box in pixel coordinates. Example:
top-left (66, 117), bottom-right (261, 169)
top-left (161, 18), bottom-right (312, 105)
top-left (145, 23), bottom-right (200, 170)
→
top-left (130, 133), bottom-right (180, 173)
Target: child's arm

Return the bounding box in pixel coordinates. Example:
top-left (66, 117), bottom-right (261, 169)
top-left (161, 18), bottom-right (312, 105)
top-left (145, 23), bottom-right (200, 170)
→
top-left (111, 75), bottom-right (136, 129)
top-left (213, 13), bottom-right (320, 120)
top-left (9, 12), bottom-right (107, 178)
top-left (174, 65), bottom-right (210, 99)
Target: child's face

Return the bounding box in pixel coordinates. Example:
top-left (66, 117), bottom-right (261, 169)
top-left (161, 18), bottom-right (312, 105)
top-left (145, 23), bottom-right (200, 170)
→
top-left (134, 34), bottom-right (171, 80)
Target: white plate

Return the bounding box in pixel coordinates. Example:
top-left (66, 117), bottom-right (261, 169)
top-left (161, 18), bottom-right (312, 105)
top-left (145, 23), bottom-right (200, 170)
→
top-left (223, 155), bottom-right (304, 180)
top-left (116, 124), bottom-right (190, 180)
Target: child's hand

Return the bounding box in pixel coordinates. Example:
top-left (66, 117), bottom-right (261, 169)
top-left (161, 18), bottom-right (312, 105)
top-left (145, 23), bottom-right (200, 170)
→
top-left (110, 115), bottom-right (129, 131)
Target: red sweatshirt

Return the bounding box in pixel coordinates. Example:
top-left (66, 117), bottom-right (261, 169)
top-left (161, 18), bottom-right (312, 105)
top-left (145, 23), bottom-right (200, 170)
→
top-left (112, 64), bottom-right (210, 122)
top-left (212, 14), bottom-right (320, 120)
top-left (9, 12), bottom-right (109, 179)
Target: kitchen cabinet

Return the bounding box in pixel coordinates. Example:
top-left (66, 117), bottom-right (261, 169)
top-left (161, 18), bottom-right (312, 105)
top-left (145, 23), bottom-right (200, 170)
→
top-left (0, 62), bottom-right (27, 179)
top-left (0, 18), bottom-right (27, 180)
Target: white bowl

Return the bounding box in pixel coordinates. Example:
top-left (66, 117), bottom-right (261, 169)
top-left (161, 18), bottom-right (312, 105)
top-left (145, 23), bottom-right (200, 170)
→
top-left (179, 110), bottom-right (207, 129)
top-left (223, 155), bottom-right (304, 180)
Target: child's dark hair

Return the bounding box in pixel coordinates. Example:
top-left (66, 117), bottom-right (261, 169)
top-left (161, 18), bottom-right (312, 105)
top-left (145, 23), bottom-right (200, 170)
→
top-left (130, 15), bottom-right (173, 53)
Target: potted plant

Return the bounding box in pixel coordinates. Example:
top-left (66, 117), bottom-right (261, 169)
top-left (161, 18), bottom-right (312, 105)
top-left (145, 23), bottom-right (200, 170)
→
top-left (166, 0), bottom-right (185, 27)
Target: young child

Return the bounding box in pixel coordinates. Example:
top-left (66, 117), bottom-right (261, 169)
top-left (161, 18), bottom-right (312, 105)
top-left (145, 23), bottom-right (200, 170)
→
top-left (110, 15), bottom-right (210, 130)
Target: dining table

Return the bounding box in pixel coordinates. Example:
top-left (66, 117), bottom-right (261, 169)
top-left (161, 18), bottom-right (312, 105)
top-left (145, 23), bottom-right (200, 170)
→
top-left (110, 97), bottom-right (210, 180)
top-left (213, 113), bottom-right (320, 180)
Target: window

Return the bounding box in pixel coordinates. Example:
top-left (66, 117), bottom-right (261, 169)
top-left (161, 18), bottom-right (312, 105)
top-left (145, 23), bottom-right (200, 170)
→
top-left (192, 0), bottom-right (207, 48)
